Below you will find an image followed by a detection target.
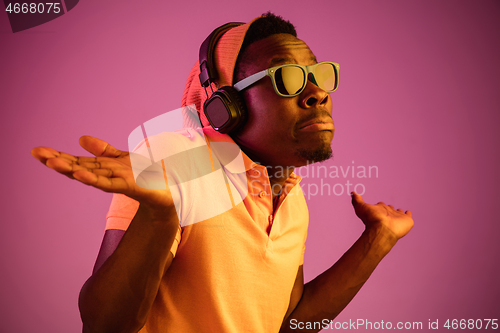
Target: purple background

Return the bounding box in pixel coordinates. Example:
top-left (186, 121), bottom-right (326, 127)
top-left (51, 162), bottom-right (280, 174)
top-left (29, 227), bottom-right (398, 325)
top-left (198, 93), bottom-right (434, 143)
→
top-left (1, 0), bottom-right (499, 331)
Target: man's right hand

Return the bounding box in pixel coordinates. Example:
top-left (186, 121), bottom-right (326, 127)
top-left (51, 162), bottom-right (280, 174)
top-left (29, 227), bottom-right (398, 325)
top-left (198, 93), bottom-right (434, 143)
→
top-left (31, 135), bottom-right (174, 212)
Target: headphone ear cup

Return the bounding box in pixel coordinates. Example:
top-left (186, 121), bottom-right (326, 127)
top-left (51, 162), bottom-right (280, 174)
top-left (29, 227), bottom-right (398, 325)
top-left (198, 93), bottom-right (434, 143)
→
top-left (203, 86), bottom-right (247, 134)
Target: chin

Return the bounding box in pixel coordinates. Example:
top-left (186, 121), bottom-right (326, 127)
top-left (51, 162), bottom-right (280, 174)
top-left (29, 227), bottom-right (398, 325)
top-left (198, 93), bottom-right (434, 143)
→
top-left (294, 144), bottom-right (333, 166)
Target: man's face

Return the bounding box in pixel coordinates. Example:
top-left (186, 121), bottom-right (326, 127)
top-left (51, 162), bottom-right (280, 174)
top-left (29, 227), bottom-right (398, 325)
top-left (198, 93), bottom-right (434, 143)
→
top-left (232, 33), bottom-right (334, 168)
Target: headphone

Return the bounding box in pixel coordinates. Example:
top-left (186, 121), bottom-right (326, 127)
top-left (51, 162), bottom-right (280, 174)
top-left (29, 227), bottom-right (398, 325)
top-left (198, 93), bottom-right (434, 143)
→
top-left (198, 22), bottom-right (248, 134)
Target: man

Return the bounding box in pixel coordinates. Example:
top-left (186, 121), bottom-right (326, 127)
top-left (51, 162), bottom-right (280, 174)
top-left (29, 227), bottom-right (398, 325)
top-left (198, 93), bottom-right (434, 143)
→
top-left (32, 13), bottom-right (413, 333)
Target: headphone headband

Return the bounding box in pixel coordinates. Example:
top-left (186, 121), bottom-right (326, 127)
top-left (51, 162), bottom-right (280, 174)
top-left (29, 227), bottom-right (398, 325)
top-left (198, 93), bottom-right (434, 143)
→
top-left (198, 21), bottom-right (248, 134)
top-left (198, 22), bottom-right (244, 88)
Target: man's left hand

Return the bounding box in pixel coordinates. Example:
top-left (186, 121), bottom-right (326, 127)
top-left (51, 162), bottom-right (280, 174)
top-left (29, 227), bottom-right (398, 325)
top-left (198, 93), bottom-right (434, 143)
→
top-left (351, 192), bottom-right (414, 240)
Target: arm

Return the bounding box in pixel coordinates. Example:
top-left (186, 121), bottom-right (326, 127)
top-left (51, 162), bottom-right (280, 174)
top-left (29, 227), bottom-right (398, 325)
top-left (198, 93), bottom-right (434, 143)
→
top-left (92, 229), bottom-right (126, 275)
top-left (79, 203), bottom-right (178, 333)
top-left (32, 136), bottom-right (178, 333)
top-left (280, 192), bottom-right (414, 333)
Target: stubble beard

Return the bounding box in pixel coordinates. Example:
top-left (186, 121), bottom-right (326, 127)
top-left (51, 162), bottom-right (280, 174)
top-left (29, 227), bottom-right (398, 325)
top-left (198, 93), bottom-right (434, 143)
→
top-left (295, 141), bottom-right (333, 166)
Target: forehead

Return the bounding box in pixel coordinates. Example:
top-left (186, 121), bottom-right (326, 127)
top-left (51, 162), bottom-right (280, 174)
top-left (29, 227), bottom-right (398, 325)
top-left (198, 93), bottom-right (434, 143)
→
top-left (243, 33), bottom-right (317, 69)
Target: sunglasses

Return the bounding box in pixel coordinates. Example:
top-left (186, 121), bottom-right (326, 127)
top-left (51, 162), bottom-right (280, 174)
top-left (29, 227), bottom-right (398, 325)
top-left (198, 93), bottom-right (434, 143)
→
top-left (233, 61), bottom-right (339, 97)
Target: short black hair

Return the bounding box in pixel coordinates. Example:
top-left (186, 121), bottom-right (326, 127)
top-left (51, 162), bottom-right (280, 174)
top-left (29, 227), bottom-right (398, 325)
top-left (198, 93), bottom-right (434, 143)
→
top-left (233, 12), bottom-right (297, 83)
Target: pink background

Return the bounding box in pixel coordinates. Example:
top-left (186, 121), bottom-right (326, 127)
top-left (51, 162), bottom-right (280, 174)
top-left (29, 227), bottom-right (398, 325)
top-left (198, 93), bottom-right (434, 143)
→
top-left (1, 0), bottom-right (499, 331)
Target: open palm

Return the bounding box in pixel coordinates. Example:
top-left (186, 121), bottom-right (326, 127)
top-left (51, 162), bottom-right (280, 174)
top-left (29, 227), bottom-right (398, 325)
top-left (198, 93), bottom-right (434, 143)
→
top-left (351, 192), bottom-right (414, 240)
top-left (31, 136), bottom-right (174, 209)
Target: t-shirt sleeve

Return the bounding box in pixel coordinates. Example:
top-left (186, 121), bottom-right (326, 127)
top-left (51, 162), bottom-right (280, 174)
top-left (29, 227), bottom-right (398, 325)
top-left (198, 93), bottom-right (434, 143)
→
top-left (105, 193), bottom-right (181, 257)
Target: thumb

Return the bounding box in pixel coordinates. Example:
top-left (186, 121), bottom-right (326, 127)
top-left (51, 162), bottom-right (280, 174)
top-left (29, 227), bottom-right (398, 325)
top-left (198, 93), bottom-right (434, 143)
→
top-left (79, 136), bottom-right (123, 158)
top-left (351, 191), bottom-right (365, 209)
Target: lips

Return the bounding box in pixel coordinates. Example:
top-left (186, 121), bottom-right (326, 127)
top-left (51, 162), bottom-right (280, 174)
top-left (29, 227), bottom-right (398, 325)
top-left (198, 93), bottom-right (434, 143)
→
top-left (298, 117), bottom-right (334, 132)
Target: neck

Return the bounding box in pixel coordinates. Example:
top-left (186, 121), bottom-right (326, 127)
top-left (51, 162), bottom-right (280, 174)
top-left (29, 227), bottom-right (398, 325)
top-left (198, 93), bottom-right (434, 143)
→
top-left (230, 136), bottom-right (297, 198)
top-left (267, 165), bottom-right (295, 199)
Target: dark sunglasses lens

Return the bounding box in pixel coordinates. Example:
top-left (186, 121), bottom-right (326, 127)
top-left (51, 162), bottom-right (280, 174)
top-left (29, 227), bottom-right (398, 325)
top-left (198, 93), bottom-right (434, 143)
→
top-left (275, 66), bottom-right (305, 95)
top-left (314, 63), bottom-right (336, 92)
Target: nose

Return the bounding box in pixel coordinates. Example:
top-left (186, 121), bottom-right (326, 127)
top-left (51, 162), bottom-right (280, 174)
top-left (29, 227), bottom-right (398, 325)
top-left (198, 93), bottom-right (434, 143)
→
top-left (299, 74), bottom-right (330, 108)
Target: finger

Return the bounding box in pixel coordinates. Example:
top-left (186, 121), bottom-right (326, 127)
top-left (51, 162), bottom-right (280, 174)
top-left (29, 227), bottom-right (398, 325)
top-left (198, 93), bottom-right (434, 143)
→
top-left (31, 147), bottom-right (82, 167)
top-left (73, 170), bottom-right (128, 192)
top-left (80, 136), bottom-right (124, 158)
top-left (45, 156), bottom-right (92, 173)
top-left (73, 158), bottom-right (102, 170)
top-left (43, 157), bottom-right (81, 179)
top-left (73, 170), bottom-right (106, 188)
top-left (57, 151), bottom-right (78, 163)
top-left (397, 208), bottom-right (404, 212)
top-left (388, 205), bottom-right (395, 210)
top-left (76, 158), bottom-right (128, 171)
top-left (89, 168), bottom-right (114, 177)
top-left (45, 157), bottom-right (76, 173)
top-left (405, 210), bottom-right (412, 217)
top-left (31, 147), bottom-right (61, 163)
top-left (49, 156), bottom-right (118, 176)
top-left (351, 191), bottom-right (364, 207)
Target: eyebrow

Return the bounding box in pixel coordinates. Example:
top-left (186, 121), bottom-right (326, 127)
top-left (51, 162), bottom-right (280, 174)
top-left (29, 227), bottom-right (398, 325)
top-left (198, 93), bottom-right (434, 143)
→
top-left (269, 55), bottom-right (318, 67)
